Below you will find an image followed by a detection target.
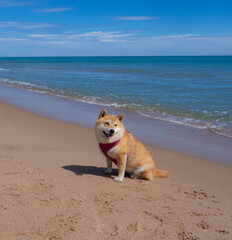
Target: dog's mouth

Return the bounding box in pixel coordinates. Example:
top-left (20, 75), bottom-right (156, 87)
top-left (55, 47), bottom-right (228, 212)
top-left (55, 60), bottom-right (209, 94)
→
top-left (103, 131), bottom-right (113, 139)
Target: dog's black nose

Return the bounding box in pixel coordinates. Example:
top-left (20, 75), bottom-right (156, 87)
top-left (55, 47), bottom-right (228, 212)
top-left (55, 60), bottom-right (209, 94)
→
top-left (109, 129), bottom-right (115, 134)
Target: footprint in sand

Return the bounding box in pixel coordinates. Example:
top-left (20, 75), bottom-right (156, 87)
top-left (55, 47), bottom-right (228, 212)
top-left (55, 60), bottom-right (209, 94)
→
top-left (178, 228), bottom-right (199, 240)
top-left (196, 220), bottom-right (210, 230)
top-left (216, 229), bottom-right (230, 235)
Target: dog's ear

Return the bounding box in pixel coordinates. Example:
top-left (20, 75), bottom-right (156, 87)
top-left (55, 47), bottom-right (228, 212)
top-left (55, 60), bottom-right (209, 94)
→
top-left (117, 114), bottom-right (125, 122)
top-left (98, 109), bottom-right (107, 119)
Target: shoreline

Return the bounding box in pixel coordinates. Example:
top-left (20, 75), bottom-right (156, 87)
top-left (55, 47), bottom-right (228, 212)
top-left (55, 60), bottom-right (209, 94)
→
top-left (1, 80), bottom-right (231, 140)
top-left (1, 84), bottom-right (232, 166)
top-left (0, 101), bottom-right (232, 239)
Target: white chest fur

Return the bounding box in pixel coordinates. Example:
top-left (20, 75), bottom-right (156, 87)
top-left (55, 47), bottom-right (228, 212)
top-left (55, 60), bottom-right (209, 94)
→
top-left (107, 145), bottom-right (120, 160)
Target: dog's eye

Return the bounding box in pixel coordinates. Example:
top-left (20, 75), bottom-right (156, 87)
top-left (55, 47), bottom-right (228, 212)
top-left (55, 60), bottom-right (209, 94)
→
top-left (105, 122), bottom-right (109, 125)
top-left (114, 124), bottom-right (117, 126)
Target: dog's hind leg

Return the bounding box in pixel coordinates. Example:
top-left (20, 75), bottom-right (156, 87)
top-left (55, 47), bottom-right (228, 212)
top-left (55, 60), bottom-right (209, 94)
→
top-left (132, 165), bottom-right (154, 181)
top-left (130, 174), bottom-right (140, 179)
top-left (139, 170), bottom-right (154, 181)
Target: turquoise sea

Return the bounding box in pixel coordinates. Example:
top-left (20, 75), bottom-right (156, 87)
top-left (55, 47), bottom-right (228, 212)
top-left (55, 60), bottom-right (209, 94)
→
top-left (0, 56), bottom-right (232, 138)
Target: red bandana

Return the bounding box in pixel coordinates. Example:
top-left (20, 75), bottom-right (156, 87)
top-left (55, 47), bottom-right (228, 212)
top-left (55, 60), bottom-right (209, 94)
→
top-left (99, 140), bottom-right (120, 165)
top-left (99, 131), bottom-right (134, 165)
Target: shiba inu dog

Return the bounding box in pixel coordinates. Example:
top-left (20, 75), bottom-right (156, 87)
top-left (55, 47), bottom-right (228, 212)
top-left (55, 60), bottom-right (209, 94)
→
top-left (94, 109), bottom-right (169, 182)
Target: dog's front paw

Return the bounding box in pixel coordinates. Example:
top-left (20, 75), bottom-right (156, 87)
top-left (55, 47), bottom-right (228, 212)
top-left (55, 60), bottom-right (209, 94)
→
top-left (104, 168), bottom-right (112, 174)
top-left (114, 177), bottom-right (123, 182)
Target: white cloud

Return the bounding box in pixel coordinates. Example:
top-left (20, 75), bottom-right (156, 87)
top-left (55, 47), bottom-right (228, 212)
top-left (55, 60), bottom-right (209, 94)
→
top-left (3, 32), bottom-right (232, 56)
top-left (0, 22), bottom-right (56, 29)
top-left (114, 16), bottom-right (160, 21)
top-left (141, 33), bottom-right (228, 41)
top-left (99, 39), bottom-right (125, 42)
top-left (27, 32), bottom-right (231, 44)
top-left (73, 31), bottom-right (105, 37)
top-left (0, 38), bottom-right (27, 41)
top-left (36, 7), bottom-right (72, 13)
top-left (28, 31), bottom-right (136, 42)
top-left (71, 31), bottom-right (134, 39)
top-left (158, 34), bottom-right (201, 38)
top-left (29, 34), bottom-right (59, 38)
top-left (0, 0), bottom-right (33, 7)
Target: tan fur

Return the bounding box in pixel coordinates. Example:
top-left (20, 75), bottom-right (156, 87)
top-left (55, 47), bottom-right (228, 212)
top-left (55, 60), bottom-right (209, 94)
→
top-left (95, 109), bottom-right (169, 182)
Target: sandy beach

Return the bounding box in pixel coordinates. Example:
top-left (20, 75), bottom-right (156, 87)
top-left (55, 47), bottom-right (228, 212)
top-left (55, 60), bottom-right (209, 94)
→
top-left (0, 101), bottom-right (232, 240)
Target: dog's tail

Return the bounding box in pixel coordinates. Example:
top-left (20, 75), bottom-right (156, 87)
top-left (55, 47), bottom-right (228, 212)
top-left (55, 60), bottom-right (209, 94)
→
top-left (153, 169), bottom-right (169, 178)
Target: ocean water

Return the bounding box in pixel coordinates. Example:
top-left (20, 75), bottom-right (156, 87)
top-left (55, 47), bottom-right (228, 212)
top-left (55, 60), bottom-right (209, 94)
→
top-left (0, 56), bottom-right (232, 138)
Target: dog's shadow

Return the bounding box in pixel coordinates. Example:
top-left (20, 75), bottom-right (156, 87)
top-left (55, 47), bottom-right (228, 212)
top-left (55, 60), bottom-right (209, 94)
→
top-left (62, 165), bottom-right (132, 179)
top-left (62, 165), bottom-right (118, 178)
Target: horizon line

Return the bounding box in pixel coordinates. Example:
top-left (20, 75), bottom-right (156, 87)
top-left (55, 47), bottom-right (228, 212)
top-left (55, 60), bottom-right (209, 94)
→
top-left (1, 55), bottom-right (232, 58)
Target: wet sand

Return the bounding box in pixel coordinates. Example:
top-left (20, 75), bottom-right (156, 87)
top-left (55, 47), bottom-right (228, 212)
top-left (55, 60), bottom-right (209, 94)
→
top-left (0, 102), bottom-right (232, 240)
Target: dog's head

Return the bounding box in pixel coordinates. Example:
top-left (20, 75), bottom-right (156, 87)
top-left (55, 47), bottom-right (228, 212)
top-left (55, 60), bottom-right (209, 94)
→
top-left (94, 109), bottom-right (125, 143)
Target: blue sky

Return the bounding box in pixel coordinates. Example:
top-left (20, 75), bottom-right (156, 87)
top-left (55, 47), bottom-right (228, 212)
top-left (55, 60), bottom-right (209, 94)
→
top-left (0, 0), bottom-right (232, 56)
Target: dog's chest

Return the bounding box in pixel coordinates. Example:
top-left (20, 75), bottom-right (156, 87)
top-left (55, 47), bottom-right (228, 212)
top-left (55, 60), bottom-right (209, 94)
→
top-left (107, 145), bottom-right (119, 159)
